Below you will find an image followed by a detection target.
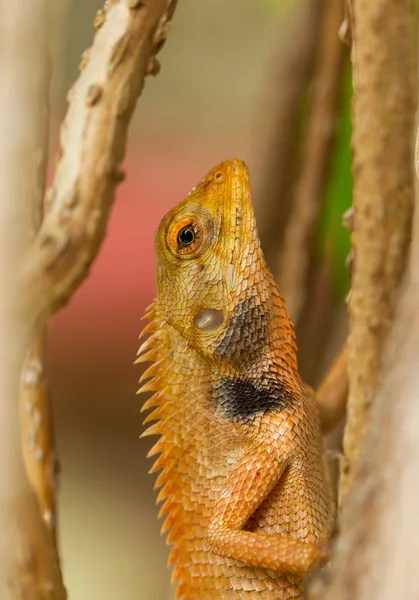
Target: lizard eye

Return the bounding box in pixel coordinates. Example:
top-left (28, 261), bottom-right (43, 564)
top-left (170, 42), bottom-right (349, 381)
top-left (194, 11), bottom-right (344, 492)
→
top-left (169, 218), bottom-right (203, 256)
top-left (160, 207), bottom-right (214, 260)
top-left (178, 226), bottom-right (195, 247)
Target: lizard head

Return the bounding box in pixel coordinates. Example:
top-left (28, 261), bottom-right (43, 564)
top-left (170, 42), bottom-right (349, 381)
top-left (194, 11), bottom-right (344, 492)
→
top-left (155, 159), bottom-right (273, 362)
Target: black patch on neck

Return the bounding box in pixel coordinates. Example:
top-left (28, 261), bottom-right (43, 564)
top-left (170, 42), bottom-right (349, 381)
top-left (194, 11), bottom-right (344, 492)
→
top-left (214, 296), bottom-right (269, 364)
top-left (212, 376), bottom-right (296, 423)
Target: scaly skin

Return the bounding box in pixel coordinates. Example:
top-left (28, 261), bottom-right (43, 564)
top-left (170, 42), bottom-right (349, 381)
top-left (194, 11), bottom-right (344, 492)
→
top-left (137, 160), bottom-right (330, 599)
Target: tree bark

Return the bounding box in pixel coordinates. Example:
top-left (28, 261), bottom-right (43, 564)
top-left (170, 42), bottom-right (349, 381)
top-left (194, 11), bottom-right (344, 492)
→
top-left (0, 0), bottom-right (179, 597)
top-left (341, 0), bottom-right (416, 501)
top-left (322, 226), bottom-right (419, 600)
top-left (21, 0), bottom-right (178, 343)
top-left (314, 1), bottom-right (418, 597)
top-left (0, 1), bottom-right (66, 598)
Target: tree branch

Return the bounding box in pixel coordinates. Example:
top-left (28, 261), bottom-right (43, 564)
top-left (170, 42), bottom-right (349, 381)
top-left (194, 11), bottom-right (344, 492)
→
top-left (254, 0), bottom-right (321, 269)
top-left (20, 335), bottom-right (58, 534)
top-left (0, 1), bottom-right (66, 597)
top-left (316, 344), bottom-right (348, 434)
top-left (0, 0), bottom-right (180, 597)
top-left (340, 0), bottom-right (416, 501)
top-left (276, 0), bottom-right (345, 323)
top-left (17, 1), bottom-right (58, 537)
top-left (21, 0), bottom-right (178, 338)
top-left (321, 198), bottom-right (419, 600)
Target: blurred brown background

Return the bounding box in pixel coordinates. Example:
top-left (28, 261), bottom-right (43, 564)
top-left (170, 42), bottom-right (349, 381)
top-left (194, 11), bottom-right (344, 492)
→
top-left (48, 2), bottom-right (297, 599)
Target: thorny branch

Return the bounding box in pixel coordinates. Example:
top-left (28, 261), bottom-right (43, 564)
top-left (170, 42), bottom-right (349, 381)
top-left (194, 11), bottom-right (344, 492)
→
top-left (340, 0), bottom-right (416, 502)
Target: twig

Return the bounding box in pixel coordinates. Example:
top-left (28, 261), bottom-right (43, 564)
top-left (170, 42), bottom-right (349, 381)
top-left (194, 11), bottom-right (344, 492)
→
top-left (295, 262), bottom-right (335, 383)
top-left (20, 0), bottom-right (178, 340)
top-left (338, 0), bottom-right (353, 46)
top-left (0, 1), bottom-right (66, 597)
top-left (276, 0), bottom-right (345, 323)
top-left (253, 0), bottom-right (321, 269)
top-left (316, 344), bottom-right (348, 434)
top-left (340, 0), bottom-right (416, 502)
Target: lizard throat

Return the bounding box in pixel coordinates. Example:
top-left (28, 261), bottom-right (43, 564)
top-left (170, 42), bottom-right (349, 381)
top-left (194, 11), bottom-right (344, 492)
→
top-left (211, 376), bottom-right (297, 424)
top-left (214, 296), bottom-right (269, 364)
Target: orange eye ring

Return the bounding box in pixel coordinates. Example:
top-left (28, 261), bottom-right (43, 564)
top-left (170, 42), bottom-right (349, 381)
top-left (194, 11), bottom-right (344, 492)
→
top-left (160, 206), bottom-right (215, 261)
top-left (168, 217), bottom-right (203, 256)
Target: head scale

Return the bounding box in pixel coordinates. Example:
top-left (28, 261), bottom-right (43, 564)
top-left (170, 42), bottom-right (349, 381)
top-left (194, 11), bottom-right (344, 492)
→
top-left (155, 159), bottom-right (267, 360)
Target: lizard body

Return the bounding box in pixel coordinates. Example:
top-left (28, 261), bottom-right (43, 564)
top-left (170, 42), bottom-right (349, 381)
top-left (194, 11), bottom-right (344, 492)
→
top-left (138, 159), bottom-right (330, 599)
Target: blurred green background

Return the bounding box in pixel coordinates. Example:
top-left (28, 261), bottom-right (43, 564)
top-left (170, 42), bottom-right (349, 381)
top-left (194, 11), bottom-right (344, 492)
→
top-left (48, 1), bottom-right (352, 599)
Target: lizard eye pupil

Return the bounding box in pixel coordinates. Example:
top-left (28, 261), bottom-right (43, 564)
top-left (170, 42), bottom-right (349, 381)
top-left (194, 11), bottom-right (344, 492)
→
top-left (178, 227), bottom-right (195, 246)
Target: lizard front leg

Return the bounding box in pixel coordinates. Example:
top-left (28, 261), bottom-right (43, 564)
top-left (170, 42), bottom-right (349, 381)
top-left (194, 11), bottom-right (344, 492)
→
top-left (205, 448), bottom-right (327, 576)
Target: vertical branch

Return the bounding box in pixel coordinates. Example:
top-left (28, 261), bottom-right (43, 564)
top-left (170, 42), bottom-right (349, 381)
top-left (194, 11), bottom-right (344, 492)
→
top-left (340, 0), bottom-right (416, 501)
top-left (0, 0), bottom-right (66, 597)
top-left (254, 0), bottom-right (346, 387)
top-left (254, 0), bottom-right (321, 268)
top-left (321, 161), bottom-right (419, 600)
top-left (0, 0), bottom-right (180, 597)
top-left (312, 3), bottom-right (416, 586)
top-left (276, 0), bottom-right (345, 323)
top-left (17, 2), bottom-right (58, 534)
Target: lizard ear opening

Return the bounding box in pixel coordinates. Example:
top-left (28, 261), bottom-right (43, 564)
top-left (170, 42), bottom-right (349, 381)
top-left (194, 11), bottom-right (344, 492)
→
top-left (193, 308), bottom-right (224, 332)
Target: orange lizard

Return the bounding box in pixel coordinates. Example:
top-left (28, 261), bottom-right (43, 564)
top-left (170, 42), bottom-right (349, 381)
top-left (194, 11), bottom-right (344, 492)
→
top-left (137, 159), bottom-right (345, 599)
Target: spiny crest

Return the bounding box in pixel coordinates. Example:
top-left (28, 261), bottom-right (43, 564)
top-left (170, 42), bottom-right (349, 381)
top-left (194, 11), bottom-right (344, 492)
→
top-left (168, 545), bottom-right (178, 568)
top-left (137, 299), bottom-right (186, 591)
top-left (175, 581), bottom-right (187, 599)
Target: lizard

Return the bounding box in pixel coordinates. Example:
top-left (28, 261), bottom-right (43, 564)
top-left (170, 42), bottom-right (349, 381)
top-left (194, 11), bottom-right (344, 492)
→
top-left (137, 159), bottom-right (344, 599)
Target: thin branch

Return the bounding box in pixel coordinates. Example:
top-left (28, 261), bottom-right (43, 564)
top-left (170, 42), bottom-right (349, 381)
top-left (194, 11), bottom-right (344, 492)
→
top-left (0, 1), bottom-right (66, 597)
top-left (315, 344), bottom-right (348, 434)
top-left (340, 0), bottom-right (416, 501)
top-left (276, 0), bottom-right (345, 323)
top-left (20, 0), bottom-right (178, 339)
top-left (295, 263), bottom-right (335, 383)
top-left (20, 335), bottom-right (58, 533)
top-left (253, 0), bottom-right (321, 269)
